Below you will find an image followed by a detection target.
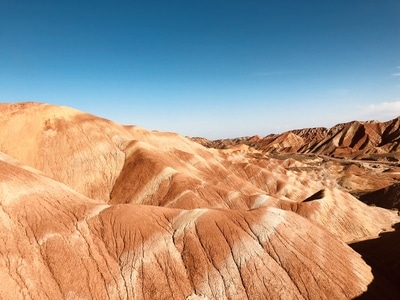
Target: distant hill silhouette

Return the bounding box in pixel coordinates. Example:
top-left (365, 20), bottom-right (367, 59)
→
top-left (194, 117), bottom-right (400, 158)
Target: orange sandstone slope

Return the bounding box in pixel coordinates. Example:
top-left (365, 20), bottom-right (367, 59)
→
top-left (0, 151), bottom-right (374, 299)
top-left (0, 102), bottom-right (399, 299)
top-left (0, 102), bottom-right (397, 241)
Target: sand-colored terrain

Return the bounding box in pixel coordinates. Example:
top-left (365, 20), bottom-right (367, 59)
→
top-left (0, 102), bottom-right (399, 299)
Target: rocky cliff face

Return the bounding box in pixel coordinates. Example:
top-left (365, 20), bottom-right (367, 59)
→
top-left (1, 102), bottom-right (399, 299)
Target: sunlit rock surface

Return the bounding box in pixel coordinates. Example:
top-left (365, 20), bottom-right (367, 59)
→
top-left (1, 102), bottom-right (399, 299)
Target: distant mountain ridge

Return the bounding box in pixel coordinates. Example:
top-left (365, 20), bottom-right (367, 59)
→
top-left (193, 117), bottom-right (400, 158)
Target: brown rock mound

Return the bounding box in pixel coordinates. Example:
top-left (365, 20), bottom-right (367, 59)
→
top-left (1, 102), bottom-right (399, 299)
top-left (0, 152), bottom-right (373, 299)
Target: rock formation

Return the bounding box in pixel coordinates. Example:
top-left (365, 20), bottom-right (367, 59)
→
top-left (0, 102), bottom-right (399, 299)
top-left (194, 117), bottom-right (400, 158)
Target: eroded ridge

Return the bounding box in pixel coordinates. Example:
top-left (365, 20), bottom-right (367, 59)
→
top-left (1, 102), bottom-right (399, 299)
top-left (0, 156), bottom-right (372, 299)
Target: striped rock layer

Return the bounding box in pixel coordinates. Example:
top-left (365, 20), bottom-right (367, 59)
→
top-left (0, 102), bottom-right (399, 299)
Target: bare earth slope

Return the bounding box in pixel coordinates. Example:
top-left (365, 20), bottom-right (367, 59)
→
top-left (1, 102), bottom-right (399, 299)
top-left (193, 117), bottom-right (400, 207)
top-left (0, 151), bottom-right (375, 299)
top-left (194, 117), bottom-right (400, 158)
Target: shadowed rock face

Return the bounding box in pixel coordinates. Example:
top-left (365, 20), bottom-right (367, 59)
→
top-left (0, 102), bottom-right (399, 299)
top-left (350, 223), bottom-right (400, 300)
top-left (356, 183), bottom-right (400, 210)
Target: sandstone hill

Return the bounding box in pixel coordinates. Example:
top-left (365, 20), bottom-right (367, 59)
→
top-left (0, 102), bottom-right (399, 299)
top-left (193, 117), bottom-right (400, 208)
top-left (193, 117), bottom-right (400, 159)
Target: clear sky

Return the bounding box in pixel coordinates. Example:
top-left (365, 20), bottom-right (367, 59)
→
top-left (1, 0), bottom-right (400, 139)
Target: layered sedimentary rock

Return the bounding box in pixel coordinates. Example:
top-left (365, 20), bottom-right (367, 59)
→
top-left (0, 102), bottom-right (399, 299)
top-left (194, 117), bottom-right (400, 157)
top-left (0, 153), bottom-right (375, 299)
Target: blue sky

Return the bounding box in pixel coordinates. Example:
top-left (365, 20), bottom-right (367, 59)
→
top-left (1, 0), bottom-right (400, 138)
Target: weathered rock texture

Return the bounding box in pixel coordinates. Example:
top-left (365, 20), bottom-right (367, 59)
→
top-left (194, 117), bottom-right (400, 158)
top-left (0, 102), bottom-right (399, 299)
